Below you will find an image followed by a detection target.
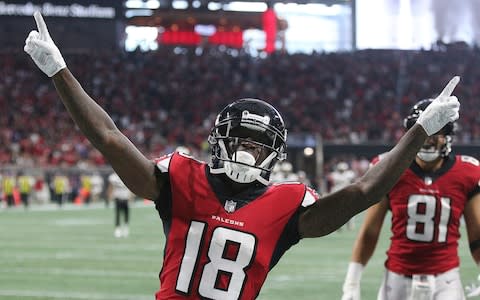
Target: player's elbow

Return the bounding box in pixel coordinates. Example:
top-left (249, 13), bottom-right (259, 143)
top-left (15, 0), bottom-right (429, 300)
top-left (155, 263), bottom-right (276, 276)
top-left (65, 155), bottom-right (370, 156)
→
top-left (353, 178), bottom-right (385, 208)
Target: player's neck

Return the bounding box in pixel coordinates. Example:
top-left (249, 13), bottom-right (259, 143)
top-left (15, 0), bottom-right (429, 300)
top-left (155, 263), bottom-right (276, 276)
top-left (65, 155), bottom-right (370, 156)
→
top-left (208, 171), bottom-right (261, 196)
top-left (224, 177), bottom-right (256, 195)
top-left (415, 156), bottom-right (444, 172)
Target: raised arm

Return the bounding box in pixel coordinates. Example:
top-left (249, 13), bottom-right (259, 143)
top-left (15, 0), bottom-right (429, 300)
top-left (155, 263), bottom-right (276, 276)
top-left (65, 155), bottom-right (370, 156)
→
top-left (51, 70), bottom-right (160, 200)
top-left (299, 76), bottom-right (460, 238)
top-left (24, 12), bottom-right (161, 200)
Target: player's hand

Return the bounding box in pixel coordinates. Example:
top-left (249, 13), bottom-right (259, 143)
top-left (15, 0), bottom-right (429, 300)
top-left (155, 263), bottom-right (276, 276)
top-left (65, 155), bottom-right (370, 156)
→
top-left (466, 275), bottom-right (480, 298)
top-left (416, 76), bottom-right (460, 136)
top-left (341, 282), bottom-right (361, 300)
top-left (24, 11), bottom-right (66, 77)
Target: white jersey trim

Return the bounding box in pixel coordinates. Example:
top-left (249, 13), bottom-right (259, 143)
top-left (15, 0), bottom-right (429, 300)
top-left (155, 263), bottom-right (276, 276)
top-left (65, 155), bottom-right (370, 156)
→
top-left (156, 154), bottom-right (173, 173)
top-left (302, 187), bottom-right (319, 207)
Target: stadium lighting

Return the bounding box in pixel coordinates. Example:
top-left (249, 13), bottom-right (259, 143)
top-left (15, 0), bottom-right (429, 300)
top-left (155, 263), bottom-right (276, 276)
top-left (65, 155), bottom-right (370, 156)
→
top-left (125, 26), bottom-right (159, 52)
top-left (274, 3), bottom-right (343, 16)
top-left (303, 147), bottom-right (315, 157)
top-left (192, 0), bottom-right (202, 8)
top-left (223, 2), bottom-right (267, 12)
top-left (125, 9), bottom-right (153, 18)
top-left (146, 0), bottom-right (161, 9)
top-left (125, 0), bottom-right (144, 9)
top-left (194, 24), bottom-right (216, 36)
top-left (172, 0), bottom-right (189, 9)
top-left (207, 2), bottom-right (222, 10)
top-left (125, 0), bottom-right (160, 9)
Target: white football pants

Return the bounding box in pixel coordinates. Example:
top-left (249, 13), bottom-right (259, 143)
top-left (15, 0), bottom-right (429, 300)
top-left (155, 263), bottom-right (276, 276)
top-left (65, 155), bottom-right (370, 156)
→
top-left (377, 268), bottom-right (465, 300)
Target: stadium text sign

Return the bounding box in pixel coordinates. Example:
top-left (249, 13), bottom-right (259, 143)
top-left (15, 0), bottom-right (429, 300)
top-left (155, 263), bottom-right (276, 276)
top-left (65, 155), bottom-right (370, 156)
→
top-left (0, 1), bottom-right (116, 19)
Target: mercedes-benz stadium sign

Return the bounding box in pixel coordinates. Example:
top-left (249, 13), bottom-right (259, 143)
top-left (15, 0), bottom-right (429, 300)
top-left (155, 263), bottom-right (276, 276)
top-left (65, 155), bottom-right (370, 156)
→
top-left (0, 1), bottom-right (116, 19)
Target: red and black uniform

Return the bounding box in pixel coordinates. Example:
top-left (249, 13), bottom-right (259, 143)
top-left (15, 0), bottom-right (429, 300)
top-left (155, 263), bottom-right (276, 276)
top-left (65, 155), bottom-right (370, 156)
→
top-left (153, 152), bottom-right (318, 299)
top-left (372, 154), bottom-right (480, 276)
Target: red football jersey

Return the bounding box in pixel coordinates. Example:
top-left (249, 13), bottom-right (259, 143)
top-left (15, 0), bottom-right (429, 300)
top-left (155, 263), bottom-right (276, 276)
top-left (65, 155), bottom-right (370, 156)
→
top-left (372, 154), bottom-right (480, 275)
top-left (153, 152), bottom-right (317, 299)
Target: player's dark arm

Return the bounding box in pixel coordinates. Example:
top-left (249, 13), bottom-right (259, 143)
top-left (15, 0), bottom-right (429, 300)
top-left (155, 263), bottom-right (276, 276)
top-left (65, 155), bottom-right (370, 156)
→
top-left (299, 124), bottom-right (427, 238)
top-left (464, 195), bottom-right (480, 264)
top-left (52, 69), bottom-right (165, 200)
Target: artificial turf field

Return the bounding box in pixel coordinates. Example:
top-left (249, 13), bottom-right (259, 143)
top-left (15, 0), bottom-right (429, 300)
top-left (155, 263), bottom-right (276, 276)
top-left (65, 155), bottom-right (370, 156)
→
top-left (0, 202), bottom-right (478, 300)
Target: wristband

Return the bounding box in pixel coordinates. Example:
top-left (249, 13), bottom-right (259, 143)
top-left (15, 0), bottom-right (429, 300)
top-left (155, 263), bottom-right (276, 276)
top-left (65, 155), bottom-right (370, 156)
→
top-left (345, 262), bottom-right (364, 283)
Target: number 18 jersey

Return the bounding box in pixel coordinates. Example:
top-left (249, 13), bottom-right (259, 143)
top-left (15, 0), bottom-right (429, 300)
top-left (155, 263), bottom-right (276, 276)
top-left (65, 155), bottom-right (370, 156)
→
top-left (153, 152), bottom-right (317, 299)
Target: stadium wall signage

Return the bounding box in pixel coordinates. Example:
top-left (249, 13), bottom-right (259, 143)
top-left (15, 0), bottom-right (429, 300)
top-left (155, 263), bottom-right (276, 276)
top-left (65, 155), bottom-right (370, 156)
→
top-left (0, 1), bottom-right (116, 19)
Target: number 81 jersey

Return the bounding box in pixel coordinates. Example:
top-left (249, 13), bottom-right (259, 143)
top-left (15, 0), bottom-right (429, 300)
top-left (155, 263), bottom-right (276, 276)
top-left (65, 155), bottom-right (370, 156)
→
top-left (154, 153), bottom-right (316, 299)
top-left (384, 154), bottom-right (480, 275)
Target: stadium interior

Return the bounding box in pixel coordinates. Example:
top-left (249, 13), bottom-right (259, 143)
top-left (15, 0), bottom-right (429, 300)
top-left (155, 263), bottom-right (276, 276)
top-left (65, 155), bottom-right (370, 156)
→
top-left (2, 0), bottom-right (480, 299)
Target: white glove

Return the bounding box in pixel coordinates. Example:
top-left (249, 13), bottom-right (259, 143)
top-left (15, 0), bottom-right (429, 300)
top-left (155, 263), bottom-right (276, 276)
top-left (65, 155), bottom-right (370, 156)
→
top-left (341, 262), bottom-right (363, 300)
top-left (466, 274), bottom-right (480, 298)
top-left (416, 76), bottom-right (460, 136)
top-left (24, 11), bottom-right (66, 77)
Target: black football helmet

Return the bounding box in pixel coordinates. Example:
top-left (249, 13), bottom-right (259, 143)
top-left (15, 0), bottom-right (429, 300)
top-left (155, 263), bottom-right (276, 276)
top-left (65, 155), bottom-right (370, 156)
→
top-left (208, 98), bottom-right (287, 185)
top-left (403, 99), bottom-right (454, 158)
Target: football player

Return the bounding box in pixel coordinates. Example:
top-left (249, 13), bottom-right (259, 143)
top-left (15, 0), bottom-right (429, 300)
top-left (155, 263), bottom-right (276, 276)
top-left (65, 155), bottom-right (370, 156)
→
top-left (341, 99), bottom-right (480, 300)
top-left (25, 12), bottom-right (461, 300)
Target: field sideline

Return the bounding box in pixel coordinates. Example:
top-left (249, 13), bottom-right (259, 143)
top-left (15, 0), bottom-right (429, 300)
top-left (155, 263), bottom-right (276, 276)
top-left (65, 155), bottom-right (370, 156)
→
top-left (0, 202), bottom-right (478, 300)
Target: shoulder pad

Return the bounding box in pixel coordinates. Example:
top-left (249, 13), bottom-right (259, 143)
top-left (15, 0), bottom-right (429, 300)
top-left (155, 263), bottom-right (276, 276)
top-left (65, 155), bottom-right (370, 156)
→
top-left (177, 151), bottom-right (206, 164)
top-left (302, 186), bottom-right (319, 207)
top-left (271, 181), bottom-right (302, 186)
top-left (460, 155), bottom-right (480, 166)
top-left (154, 153), bottom-right (173, 173)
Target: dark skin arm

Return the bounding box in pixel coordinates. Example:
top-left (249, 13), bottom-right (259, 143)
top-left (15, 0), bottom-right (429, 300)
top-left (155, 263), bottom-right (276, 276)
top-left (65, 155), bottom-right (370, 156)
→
top-left (299, 124), bottom-right (427, 237)
top-left (52, 69), bottom-right (165, 200)
top-left (464, 195), bottom-right (480, 264)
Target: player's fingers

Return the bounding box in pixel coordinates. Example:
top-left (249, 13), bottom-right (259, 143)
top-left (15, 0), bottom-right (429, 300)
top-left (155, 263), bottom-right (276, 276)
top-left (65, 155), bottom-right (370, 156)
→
top-left (447, 96), bottom-right (460, 113)
top-left (24, 31), bottom-right (39, 53)
top-left (24, 43), bottom-right (33, 54)
top-left (445, 95), bottom-right (460, 109)
top-left (450, 111), bottom-right (459, 122)
top-left (34, 11), bottom-right (50, 39)
top-left (28, 39), bottom-right (53, 51)
top-left (25, 30), bottom-right (39, 47)
top-left (26, 30), bottom-right (39, 41)
top-left (449, 95), bottom-right (459, 106)
top-left (439, 76), bottom-right (460, 98)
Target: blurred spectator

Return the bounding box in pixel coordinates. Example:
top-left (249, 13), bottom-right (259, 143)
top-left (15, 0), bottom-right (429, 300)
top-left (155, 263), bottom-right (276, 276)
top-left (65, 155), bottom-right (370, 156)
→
top-left (2, 173), bottom-right (16, 207)
top-left (271, 161), bottom-right (299, 182)
top-left (2, 45), bottom-right (480, 167)
top-left (79, 174), bottom-right (92, 205)
top-left (17, 171), bottom-right (35, 208)
top-left (90, 172), bottom-right (104, 203)
top-left (327, 161), bottom-right (357, 230)
top-left (297, 170), bottom-right (312, 187)
top-left (51, 173), bottom-right (70, 207)
top-left (33, 173), bottom-right (50, 204)
top-left (107, 172), bottom-right (133, 238)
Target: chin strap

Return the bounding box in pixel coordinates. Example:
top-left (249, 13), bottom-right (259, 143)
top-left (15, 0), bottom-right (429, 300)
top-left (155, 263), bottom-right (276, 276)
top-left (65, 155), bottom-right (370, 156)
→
top-left (210, 140), bottom-right (278, 185)
top-left (417, 150), bottom-right (441, 162)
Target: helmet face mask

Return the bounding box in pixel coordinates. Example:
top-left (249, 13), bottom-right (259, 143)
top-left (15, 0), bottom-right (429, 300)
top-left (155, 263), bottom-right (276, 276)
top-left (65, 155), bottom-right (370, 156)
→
top-left (417, 134), bottom-right (450, 162)
top-left (208, 98), bottom-right (287, 185)
top-left (404, 99), bottom-right (454, 161)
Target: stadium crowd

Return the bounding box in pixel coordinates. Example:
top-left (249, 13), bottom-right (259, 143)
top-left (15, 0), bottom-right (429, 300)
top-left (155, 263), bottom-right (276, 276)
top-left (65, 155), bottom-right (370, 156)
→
top-left (1, 43), bottom-right (480, 168)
